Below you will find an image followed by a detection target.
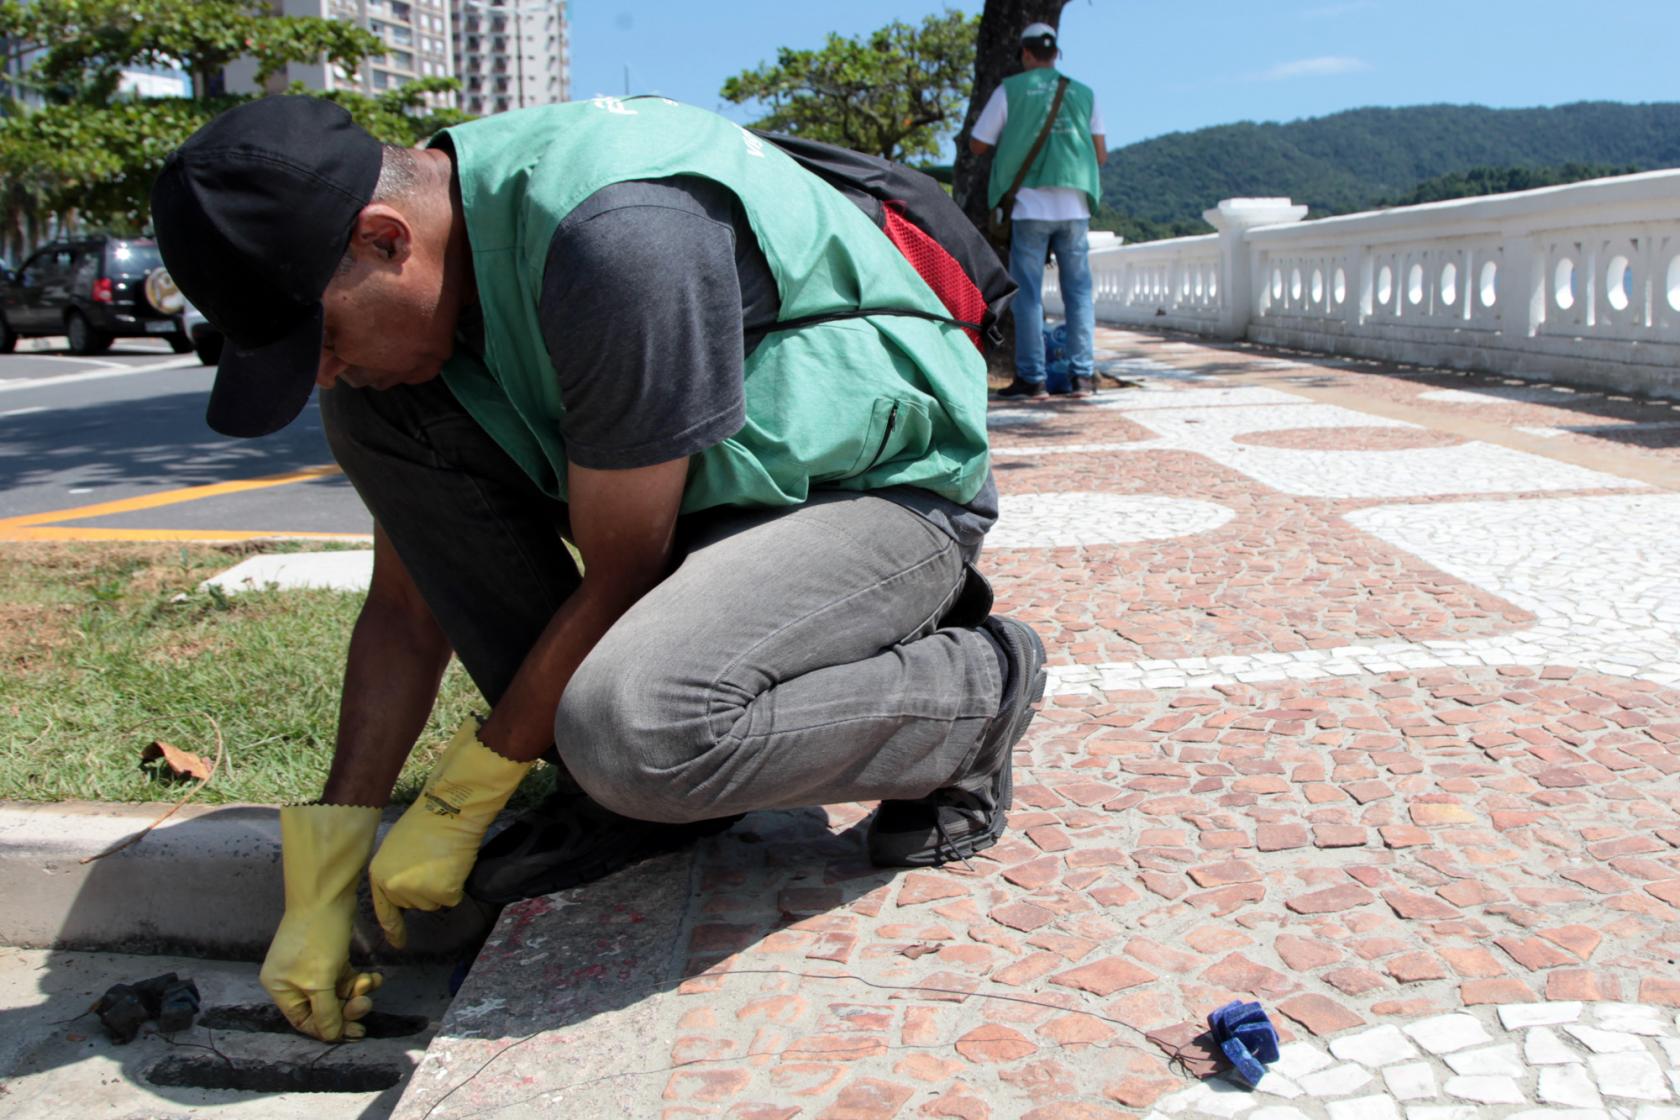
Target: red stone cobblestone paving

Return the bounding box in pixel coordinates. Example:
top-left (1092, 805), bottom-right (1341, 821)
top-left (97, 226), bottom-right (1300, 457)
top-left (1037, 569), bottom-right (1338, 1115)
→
top-left (632, 330), bottom-right (1680, 1117)
top-left (981, 448), bottom-right (1535, 666)
top-left (397, 328), bottom-right (1680, 1119)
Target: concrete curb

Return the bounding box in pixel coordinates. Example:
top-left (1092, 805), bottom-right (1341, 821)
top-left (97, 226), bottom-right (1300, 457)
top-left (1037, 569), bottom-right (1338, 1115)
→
top-left (0, 800), bottom-right (494, 960)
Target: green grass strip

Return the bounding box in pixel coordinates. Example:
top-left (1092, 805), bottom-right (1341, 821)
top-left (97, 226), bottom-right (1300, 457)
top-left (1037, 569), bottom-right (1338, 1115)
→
top-left (0, 543), bottom-right (554, 807)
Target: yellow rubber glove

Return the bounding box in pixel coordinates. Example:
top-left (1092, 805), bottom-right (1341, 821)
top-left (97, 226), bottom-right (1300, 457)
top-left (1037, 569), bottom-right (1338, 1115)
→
top-left (369, 717), bottom-right (533, 948)
top-left (259, 804), bottom-right (384, 1042)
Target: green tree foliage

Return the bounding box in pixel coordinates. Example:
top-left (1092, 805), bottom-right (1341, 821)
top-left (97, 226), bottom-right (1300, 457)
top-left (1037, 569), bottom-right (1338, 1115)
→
top-left (721, 9), bottom-right (978, 162)
top-left (2, 0), bottom-right (381, 101)
top-left (1377, 162), bottom-right (1638, 207)
top-left (0, 0), bottom-right (464, 242)
top-left (1102, 102), bottom-right (1680, 240)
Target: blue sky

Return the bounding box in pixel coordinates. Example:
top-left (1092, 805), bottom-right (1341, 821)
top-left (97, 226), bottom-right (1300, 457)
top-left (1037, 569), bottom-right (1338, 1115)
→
top-left (567, 1), bottom-right (1680, 154)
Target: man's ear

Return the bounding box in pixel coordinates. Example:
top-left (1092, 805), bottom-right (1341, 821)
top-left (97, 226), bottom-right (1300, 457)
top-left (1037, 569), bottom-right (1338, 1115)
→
top-left (347, 204), bottom-right (412, 265)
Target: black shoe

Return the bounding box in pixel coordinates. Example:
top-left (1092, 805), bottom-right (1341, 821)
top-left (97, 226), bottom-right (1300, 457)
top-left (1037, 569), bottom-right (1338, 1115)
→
top-left (995, 377), bottom-right (1047, 400)
top-left (465, 791), bottom-right (743, 905)
top-left (867, 616), bottom-right (1047, 868)
top-left (1048, 375), bottom-right (1089, 397)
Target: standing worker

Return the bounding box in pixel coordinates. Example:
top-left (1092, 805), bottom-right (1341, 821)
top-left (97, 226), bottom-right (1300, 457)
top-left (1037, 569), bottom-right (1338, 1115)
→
top-left (150, 94), bottom-right (1046, 1043)
top-left (970, 21), bottom-right (1108, 399)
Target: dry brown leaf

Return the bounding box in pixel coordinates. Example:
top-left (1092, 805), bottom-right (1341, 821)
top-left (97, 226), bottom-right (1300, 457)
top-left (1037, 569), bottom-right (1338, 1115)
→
top-left (139, 740), bottom-right (212, 782)
top-left (900, 942), bottom-right (939, 960)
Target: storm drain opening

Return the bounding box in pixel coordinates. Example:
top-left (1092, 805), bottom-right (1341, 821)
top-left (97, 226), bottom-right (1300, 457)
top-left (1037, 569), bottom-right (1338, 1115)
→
top-left (145, 1055), bottom-right (404, 1094)
top-left (198, 1004), bottom-right (429, 1039)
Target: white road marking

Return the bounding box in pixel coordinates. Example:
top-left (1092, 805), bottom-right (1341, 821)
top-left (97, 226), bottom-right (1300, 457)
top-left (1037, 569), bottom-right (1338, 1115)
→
top-left (0, 355), bottom-right (203, 393)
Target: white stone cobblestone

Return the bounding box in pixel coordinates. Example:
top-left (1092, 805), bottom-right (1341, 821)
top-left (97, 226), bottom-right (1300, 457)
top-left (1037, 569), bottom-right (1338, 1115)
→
top-left (1083, 398), bottom-right (1643, 497)
top-left (1502, 1003), bottom-right (1584, 1030)
top-left (1418, 386), bottom-right (1599, 404)
top-left (1332, 1025), bottom-right (1422, 1067)
top-left (1527, 1027), bottom-right (1585, 1066)
top-left (1148, 1001), bottom-right (1680, 1120)
top-left (1540, 1064), bottom-right (1605, 1108)
top-left (1444, 1045), bottom-right (1524, 1077)
top-left (987, 491), bottom-right (1236, 549)
top-left (1043, 493), bottom-right (1680, 696)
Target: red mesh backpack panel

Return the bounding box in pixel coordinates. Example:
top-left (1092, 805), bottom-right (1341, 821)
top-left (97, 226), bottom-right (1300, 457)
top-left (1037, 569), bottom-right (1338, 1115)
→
top-left (881, 201), bottom-right (988, 350)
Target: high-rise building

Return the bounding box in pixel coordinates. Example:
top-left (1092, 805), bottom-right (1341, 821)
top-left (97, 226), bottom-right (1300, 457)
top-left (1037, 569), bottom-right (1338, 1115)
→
top-left (224, 0), bottom-right (457, 110)
top-left (451, 1), bottom-right (570, 116)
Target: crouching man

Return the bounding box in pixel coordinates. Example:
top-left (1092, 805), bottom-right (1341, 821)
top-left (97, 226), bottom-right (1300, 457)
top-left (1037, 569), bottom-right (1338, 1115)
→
top-left (151, 95), bottom-right (1045, 1041)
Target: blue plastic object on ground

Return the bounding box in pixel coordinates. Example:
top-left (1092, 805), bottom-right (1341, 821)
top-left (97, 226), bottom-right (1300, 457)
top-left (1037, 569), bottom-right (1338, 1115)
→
top-left (1042, 324), bottom-right (1071, 393)
top-left (1207, 999), bottom-right (1280, 1087)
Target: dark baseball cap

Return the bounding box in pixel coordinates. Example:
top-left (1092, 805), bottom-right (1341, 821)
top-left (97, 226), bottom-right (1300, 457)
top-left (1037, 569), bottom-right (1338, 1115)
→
top-left (151, 96), bottom-right (382, 437)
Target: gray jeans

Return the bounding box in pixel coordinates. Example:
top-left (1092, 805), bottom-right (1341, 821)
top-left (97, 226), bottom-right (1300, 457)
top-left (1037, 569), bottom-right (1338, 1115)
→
top-left (320, 379), bottom-right (1003, 823)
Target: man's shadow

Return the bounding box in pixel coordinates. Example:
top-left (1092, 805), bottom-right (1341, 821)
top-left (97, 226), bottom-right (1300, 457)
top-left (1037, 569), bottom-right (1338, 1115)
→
top-left (0, 804), bottom-right (487, 1119)
top-left (394, 804), bottom-right (901, 1115)
top-left (0, 803), bottom-right (881, 1118)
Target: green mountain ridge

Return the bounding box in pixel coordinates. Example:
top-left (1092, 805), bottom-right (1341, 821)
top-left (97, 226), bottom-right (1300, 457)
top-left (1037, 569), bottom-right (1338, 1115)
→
top-left (1101, 101), bottom-right (1680, 230)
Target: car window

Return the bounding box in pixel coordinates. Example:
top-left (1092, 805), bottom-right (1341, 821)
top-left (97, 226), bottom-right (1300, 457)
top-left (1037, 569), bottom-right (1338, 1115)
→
top-left (70, 251), bottom-right (100, 292)
top-left (19, 249), bottom-right (69, 287)
top-left (107, 241), bottom-right (163, 276)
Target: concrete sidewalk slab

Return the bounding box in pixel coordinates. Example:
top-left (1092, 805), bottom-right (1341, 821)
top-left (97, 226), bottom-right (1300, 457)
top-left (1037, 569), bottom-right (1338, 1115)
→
top-left (0, 946), bottom-right (449, 1119)
top-left (202, 550), bottom-right (374, 595)
top-left (0, 801), bottom-right (490, 960)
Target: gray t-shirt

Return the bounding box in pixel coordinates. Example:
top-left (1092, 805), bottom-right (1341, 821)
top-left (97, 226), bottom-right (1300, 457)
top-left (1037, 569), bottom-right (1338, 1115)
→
top-left (512, 175), bottom-right (995, 558)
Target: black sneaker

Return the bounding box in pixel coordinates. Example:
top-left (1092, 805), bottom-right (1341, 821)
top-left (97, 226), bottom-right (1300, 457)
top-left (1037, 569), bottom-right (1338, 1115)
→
top-left (465, 791), bottom-right (743, 905)
top-left (1048, 375), bottom-right (1088, 397)
top-left (867, 616), bottom-right (1047, 868)
top-left (995, 377), bottom-right (1047, 400)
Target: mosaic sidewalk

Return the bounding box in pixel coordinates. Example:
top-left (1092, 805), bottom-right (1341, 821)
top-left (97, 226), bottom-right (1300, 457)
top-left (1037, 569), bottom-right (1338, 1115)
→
top-left (393, 330), bottom-right (1680, 1120)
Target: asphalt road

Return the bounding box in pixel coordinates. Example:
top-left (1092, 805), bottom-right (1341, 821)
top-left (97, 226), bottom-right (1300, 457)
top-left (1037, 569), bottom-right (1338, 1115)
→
top-left (0, 338), bottom-right (371, 541)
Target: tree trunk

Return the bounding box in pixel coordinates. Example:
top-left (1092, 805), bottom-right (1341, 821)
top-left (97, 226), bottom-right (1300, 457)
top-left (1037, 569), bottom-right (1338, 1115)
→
top-left (952, 0), bottom-right (1072, 375)
top-left (952, 0), bottom-right (1072, 228)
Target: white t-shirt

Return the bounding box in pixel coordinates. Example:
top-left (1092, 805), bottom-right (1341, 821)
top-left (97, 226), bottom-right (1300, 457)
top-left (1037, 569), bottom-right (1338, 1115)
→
top-left (972, 82), bottom-right (1106, 221)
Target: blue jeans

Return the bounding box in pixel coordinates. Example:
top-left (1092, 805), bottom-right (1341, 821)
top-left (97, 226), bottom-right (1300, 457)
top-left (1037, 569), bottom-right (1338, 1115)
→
top-left (1009, 218), bottom-right (1094, 385)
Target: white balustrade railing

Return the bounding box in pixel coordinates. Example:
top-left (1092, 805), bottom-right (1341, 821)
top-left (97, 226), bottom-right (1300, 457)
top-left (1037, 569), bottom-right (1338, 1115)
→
top-left (1044, 172), bottom-right (1680, 398)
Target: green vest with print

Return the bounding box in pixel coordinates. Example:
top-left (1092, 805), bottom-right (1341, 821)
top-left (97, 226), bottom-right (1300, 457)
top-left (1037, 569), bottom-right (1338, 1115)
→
top-left (985, 69), bottom-right (1101, 211)
top-left (436, 98), bottom-right (990, 515)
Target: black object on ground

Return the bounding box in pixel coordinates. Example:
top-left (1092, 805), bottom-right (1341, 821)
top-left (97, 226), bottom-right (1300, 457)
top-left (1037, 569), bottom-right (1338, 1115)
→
top-left (198, 1004), bottom-right (428, 1039)
top-left (146, 1055), bottom-right (403, 1093)
top-left (155, 977), bottom-right (201, 1033)
top-left (92, 972), bottom-right (202, 1041)
top-left (93, 984), bottom-right (150, 1044)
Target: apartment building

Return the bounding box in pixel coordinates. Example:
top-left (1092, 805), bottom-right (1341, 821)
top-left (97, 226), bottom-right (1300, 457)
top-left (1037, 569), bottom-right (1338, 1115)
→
top-left (224, 0), bottom-right (457, 110)
top-left (452, 1), bottom-right (570, 116)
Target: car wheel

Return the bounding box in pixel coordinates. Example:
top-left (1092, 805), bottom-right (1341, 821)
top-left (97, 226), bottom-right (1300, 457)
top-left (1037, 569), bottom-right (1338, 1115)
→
top-left (169, 332), bottom-right (193, 354)
top-left (194, 333), bottom-right (223, 366)
top-left (0, 313), bottom-right (14, 354)
top-left (66, 311), bottom-right (111, 355)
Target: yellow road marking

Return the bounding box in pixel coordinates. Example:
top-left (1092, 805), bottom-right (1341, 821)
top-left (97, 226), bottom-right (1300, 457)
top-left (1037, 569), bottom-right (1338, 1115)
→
top-left (0, 527), bottom-right (369, 543)
top-left (0, 464), bottom-right (356, 543)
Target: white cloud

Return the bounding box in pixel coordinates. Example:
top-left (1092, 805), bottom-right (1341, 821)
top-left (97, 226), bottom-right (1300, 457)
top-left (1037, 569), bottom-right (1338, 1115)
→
top-left (1260, 56), bottom-right (1371, 80)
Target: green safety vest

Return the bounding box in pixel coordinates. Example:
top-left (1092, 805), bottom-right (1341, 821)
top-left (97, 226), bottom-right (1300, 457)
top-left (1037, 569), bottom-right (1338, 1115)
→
top-left (986, 69), bottom-right (1101, 212)
top-left (435, 98), bottom-right (990, 515)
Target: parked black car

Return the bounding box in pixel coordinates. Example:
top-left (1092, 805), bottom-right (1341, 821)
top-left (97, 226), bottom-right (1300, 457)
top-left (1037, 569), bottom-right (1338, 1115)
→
top-left (182, 301), bottom-right (223, 366)
top-left (0, 236), bottom-right (191, 355)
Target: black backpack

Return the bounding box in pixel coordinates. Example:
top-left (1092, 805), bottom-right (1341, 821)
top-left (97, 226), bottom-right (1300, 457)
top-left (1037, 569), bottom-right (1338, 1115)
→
top-left (754, 131), bottom-right (1017, 353)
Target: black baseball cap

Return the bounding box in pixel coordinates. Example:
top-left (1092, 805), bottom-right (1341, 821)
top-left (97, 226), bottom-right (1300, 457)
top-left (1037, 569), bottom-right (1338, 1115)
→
top-left (151, 96), bottom-right (382, 437)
